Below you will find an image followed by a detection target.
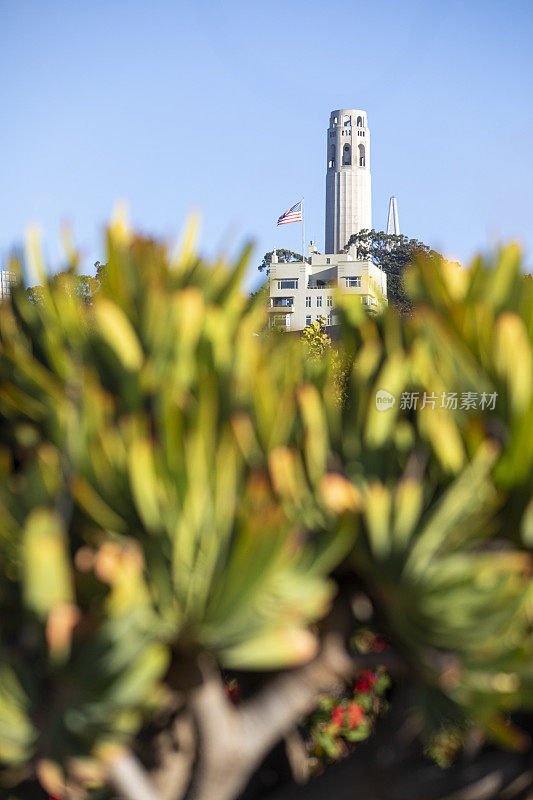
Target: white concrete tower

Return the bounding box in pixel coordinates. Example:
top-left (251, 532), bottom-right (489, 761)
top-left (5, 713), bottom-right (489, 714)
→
top-left (325, 109), bottom-right (372, 254)
top-left (386, 196), bottom-right (400, 235)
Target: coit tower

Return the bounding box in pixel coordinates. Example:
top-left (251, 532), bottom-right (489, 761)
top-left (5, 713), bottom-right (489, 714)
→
top-left (325, 109), bottom-right (372, 254)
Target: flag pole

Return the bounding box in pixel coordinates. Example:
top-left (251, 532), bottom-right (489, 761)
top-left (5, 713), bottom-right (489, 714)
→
top-left (302, 197), bottom-right (305, 264)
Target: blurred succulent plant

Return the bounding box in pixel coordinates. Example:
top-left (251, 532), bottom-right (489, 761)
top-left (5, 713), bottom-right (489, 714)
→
top-left (2, 220), bottom-right (533, 800)
top-left (333, 245), bottom-right (533, 739)
top-left (0, 215), bottom-right (351, 795)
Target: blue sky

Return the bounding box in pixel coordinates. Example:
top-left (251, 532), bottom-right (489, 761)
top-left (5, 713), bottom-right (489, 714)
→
top-left (1, 0), bottom-right (532, 287)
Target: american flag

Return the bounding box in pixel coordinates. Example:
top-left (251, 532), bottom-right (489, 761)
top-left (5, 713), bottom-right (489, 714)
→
top-left (277, 200), bottom-right (303, 226)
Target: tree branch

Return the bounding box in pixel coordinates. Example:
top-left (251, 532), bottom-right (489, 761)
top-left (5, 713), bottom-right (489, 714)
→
top-left (108, 751), bottom-right (166, 800)
top-left (109, 628), bottom-right (530, 800)
top-left (237, 631), bottom-right (354, 760)
top-left (181, 632), bottom-right (404, 800)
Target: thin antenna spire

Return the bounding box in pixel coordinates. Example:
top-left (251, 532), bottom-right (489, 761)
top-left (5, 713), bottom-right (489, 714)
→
top-left (386, 196), bottom-right (400, 235)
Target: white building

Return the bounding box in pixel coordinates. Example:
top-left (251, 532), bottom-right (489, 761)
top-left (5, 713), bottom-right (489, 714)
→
top-left (268, 109), bottom-right (387, 332)
top-left (0, 270), bottom-right (16, 302)
top-left (269, 244), bottom-right (387, 330)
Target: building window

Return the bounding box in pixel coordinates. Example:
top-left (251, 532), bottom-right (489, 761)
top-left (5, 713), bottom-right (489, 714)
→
top-left (328, 143), bottom-right (336, 169)
top-left (343, 114), bottom-right (350, 126)
top-left (306, 296), bottom-right (311, 307)
top-left (305, 315), bottom-right (311, 327)
top-left (361, 296), bottom-right (369, 305)
top-left (346, 276), bottom-right (361, 287)
top-left (317, 296), bottom-right (322, 307)
top-left (272, 296), bottom-right (293, 307)
top-left (357, 116), bottom-right (363, 127)
top-left (327, 313), bottom-right (332, 325)
top-left (278, 279), bottom-right (298, 290)
top-left (0, 270), bottom-right (16, 301)
top-left (327, 296), bottom-right (332, 307)
top-left (271, 314), bottom-right (290, 328)
top-left (358, 144), bottom-right (365, 167)
top-left (326, 257), bottom-right (330, 264)
top-left (1, 271), bottom-right (14, 286)
top-left (342, 143), bottom-right (351, 165)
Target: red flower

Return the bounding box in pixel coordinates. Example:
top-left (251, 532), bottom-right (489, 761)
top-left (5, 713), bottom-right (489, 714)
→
top-left (224, 679), bottom-right (240, 703)
top-left (331, 704), bottom-right (345, 727)
top-left (354, 670), bottom-right (377, 693)
top-left (347, 702), bottom-right (364, 729)
top-left (370, 635), bottom-right (388, 653)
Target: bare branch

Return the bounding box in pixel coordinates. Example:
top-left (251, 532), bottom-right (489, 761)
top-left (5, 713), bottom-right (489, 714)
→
top-left (108, 751), bottom-right (166, 800)
top-left (184, 654), bottom-right (245, 800)
top-left (238, 631), bottom-right (354, 760)
top-left (284, 730), bottom-right (311, 785)
top-left (150, 710), bottom-right (196, 800)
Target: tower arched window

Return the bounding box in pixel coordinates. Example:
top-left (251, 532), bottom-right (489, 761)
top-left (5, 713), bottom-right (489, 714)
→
top-left (358, 144), bottom-right (365, 167)
top-left (342, 143), bottom-right (351, 165)
top-left (357, 116), bottom-right (363, 127)
top-left (328, 144), bottom-right (336, 168)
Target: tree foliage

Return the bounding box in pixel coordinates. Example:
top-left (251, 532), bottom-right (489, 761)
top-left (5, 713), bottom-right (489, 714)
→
top-left (258, 249), bottom-right (303, 274)
top-left (344, 228), bottom-right (449, 313)
top-left (2, 219), bottom-right (533, 800)
top-left (26, 265), bottom-right (104, 306)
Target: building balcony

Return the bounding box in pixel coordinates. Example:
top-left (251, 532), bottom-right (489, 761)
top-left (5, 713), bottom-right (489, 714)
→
top-left (269, 297), bottom-right (295, 311)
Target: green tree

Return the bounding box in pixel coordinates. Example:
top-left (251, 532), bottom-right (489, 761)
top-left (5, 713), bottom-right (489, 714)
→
top-left (93, 260), bottom-right (107, 284)
top-left (25, 285), bottom-right (46, 305)
top-left (344, 229), bottom-right (449, 313)
top-left (53, 272), bottom-right (100, 304)
top-left (258, 248), bottom-right (303, 275)
top-left (26, 263), bottom-right (104, 306)
top-left (302, 316), bottom-right (350, 406)
top-left (302, 315), bottom-right (332, 357)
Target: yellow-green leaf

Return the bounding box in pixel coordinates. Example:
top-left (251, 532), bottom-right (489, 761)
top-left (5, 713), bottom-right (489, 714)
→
top-left (22, 508), bottom-right (73, 618)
